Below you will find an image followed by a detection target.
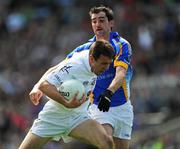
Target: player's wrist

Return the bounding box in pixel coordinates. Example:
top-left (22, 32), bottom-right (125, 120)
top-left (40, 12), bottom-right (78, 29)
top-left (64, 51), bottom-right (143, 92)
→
top-left (62, 99), bottom-right (71, 108)
top-left (104, 89), bottom-right (113, 99)
top-left (107, 88), bottom-right (115, 94)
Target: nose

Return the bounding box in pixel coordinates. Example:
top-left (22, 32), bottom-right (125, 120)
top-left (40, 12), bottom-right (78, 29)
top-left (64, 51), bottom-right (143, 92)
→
top-left (96, 20), bottom-right (101, 26)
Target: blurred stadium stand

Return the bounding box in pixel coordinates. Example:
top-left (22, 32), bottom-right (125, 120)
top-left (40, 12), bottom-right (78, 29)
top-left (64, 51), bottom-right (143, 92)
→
top-left (0, 0), bottom-right (179, 148)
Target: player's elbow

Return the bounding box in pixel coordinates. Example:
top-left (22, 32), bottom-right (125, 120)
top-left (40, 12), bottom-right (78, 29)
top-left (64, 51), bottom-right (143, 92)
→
top-left (39, 81), bottom-right (49, 92)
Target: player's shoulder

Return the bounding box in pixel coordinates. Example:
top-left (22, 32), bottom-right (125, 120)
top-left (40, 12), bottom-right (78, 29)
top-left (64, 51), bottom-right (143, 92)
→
top-left (111, 32), bottom-right (130, 44)
top-left (114, 33), bottom-right (130, 45)
top-left (72, 50), bottom-right (89, 58)
top-left (68, 50), bottom-right (89, 66)
top-left (119, 37), bottom-right (131, 46)
top-left (77, 41), bottom-right (94, 50)
top-left (111, 32), bottom-right (132, 55)
top-left (120, 37), bottom-right (132, 53)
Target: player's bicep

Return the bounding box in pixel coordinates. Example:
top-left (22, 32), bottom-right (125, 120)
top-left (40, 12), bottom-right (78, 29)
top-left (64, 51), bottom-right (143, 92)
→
top-left (116, 66), bottom-right (127, 78)
top-left (114, 43), bottom-right (132, 70)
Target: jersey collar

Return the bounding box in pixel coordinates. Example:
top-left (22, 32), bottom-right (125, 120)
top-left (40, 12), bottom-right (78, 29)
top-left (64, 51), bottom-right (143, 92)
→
top-left (88, 32), bottom-right (120, 42)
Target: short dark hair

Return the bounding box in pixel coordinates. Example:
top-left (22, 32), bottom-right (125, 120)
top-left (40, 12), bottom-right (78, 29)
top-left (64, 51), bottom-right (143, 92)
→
top-left (89, 6), bottom-right (114, 21)
top-left (90, 40), bottom-right (115, 60)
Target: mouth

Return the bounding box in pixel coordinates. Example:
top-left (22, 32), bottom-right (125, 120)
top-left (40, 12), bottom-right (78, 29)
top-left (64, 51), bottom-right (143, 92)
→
top-left (96, 28), bottom-right (103, 32)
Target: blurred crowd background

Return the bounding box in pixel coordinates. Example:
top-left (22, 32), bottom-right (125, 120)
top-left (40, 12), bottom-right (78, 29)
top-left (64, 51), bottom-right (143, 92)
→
top-left (0, 0), bottom-right (179, 149)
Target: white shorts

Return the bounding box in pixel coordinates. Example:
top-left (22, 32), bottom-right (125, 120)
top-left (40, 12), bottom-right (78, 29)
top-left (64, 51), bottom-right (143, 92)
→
top-left (88, 100), bottom-right (134, 140)
top-left (31, 100), bottom-right (91, 142)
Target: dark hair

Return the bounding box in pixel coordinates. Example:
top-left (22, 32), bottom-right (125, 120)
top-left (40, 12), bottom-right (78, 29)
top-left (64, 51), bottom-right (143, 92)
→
top-left (89, 6), bottom-right (114, 21)
top-left (90, 40), bottom-right (115, 60)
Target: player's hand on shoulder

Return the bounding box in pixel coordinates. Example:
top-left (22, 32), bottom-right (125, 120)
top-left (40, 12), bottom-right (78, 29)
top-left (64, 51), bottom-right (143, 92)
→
top-left (64, 92), bottom-right (87, 108)
top-left (98, 89), bottom-right (113, 112)
top-left (29, 87), bottom-right (43, 106)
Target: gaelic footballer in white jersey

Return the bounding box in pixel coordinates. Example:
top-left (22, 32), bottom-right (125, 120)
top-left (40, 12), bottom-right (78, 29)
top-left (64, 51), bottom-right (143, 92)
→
top-left (30, 50), bottom-right (97, 142)
top-left (19, 40), bottom-right (115, 149)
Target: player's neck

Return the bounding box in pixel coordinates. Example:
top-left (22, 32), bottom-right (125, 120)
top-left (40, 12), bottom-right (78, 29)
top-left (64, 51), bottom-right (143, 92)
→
top-left (96, 33), bottom-right (109, 41)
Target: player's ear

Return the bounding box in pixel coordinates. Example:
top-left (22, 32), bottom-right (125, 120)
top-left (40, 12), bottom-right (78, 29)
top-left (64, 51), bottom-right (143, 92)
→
top-left (109, 20), bottom-right (114, 29)
top-left (89, 54), bottom-right (95, 64)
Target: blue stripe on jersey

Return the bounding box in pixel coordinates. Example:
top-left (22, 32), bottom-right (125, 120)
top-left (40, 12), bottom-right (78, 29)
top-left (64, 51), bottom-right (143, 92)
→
top-left (66, 32), bottom-right (133, 107)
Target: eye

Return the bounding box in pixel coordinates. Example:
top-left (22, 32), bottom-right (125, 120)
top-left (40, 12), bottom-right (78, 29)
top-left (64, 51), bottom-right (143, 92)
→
top-left (92, 20), bottom-right (97, 24)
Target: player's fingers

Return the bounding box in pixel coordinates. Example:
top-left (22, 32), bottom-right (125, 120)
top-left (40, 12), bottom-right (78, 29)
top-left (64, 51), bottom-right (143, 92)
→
top-left (30, 95), bottom-right (35, 103)
top-left (81, 93), bottom-right (87, 103)
top-left (75, 91), bottom-right (79, 96)
top-left (33, 100), bottom-right (39, 106)
top-left (31, 98), bottom-right (38, 105)
top-left (98, 104), bottom-right (103, 111)
top-left (34, 92), bottom-right (43, 100)
top-left (30, 93), bottom-right (36, 100)
top-left (30, 94), bottom-right (36, 101)
top-left (73, 91), bottom-right (79, 101)
top-left (30, 94), bottom-right (41, 105)
top-left (38, 92), bottom-right (43, 98)
top-left (29, 93), bottom-right (33, 100)
top-left (29, 90), bottom-right (43, 99)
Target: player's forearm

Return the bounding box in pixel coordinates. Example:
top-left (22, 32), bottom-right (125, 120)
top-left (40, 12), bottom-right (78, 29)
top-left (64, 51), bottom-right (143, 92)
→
top-left (107, 66), bottom-right (126, 93)
top-left (39, 81), bottom-right (66, 105)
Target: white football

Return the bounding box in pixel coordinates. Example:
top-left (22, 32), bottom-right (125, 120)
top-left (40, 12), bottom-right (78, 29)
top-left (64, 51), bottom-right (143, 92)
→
top-left (58, 79), bottom-right (85, 101)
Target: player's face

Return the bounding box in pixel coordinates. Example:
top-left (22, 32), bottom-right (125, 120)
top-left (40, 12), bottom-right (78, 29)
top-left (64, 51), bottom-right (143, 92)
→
top-left (90, 55), bottom-right (112, 75)
top-left (91, 12), bottom-right (113, 39)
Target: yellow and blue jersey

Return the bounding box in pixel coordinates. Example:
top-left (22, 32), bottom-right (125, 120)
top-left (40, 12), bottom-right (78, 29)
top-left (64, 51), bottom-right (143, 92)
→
top-left (67, 32), bottom-right (133, 107)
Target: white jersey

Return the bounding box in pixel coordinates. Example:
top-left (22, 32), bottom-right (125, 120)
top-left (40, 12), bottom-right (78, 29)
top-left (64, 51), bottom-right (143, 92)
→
top-left (44, 50), bottom-right (97, 113)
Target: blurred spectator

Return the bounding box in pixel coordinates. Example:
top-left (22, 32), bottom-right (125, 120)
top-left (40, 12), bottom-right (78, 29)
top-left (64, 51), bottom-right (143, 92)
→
top-left (6, 12), bottom-right (26, 32)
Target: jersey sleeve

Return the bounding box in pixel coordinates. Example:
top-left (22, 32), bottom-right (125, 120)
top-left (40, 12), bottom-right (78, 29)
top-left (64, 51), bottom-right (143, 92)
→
top-left (114, 42), bottom-right (132, 70)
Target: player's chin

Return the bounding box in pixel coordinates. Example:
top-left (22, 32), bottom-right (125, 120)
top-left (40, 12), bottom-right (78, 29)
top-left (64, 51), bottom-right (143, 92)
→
top-left (96, 71), bottom-right (104, 75)
top-left (96, 30), bottom-right (104, 36)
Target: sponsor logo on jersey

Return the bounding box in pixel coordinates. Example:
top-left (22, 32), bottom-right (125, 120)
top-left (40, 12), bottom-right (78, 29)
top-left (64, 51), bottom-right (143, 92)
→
top-left (59, 65), bottom-right (72, 74)
top-left (59, 91), bottom-right (70, 97)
